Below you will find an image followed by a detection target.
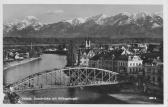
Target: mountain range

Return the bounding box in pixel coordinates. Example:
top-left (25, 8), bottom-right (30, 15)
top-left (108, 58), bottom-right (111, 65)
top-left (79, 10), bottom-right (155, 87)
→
top-left (3, 12), bottom-right (163, 38)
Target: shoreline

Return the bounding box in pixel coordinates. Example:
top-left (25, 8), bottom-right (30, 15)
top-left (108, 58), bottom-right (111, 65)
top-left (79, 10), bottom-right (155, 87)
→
top-left (3, 57), bottom-right (41, 71)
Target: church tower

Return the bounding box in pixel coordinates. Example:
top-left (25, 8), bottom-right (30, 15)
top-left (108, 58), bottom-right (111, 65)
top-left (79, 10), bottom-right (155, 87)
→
top-left (85, 39), bottom-right (91, 49)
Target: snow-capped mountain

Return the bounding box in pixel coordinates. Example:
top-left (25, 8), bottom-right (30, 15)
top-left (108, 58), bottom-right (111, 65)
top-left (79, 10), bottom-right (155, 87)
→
top-left (4, 16), bottom-right (43, 33)
top-left (63, 17), bottom-right (87, 25)
top-left (62, 12), bottom-right (162, 27)
top-left (102, 13), bottom-right (133, 26)
top-left (133, 12), bottom-right (150, 20)
top-left (86, 14), bottom-right (107, 25)
top-left (3, 12), bottom-right (163, 38)
top-left (63, 14), bottom-right (107, 25)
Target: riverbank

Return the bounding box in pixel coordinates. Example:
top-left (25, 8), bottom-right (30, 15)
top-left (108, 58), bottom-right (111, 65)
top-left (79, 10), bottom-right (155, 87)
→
top-left (3, 57), bottom-right (41, 70)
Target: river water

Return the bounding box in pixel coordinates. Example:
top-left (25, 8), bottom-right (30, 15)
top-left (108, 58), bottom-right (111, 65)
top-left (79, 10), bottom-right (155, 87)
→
top-left (4, 54), bottom-right (127, 104)
top-left (4, 54), bottom-right (67, 85)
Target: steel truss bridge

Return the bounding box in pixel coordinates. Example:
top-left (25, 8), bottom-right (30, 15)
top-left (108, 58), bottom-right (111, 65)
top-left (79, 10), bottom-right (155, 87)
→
top-left (11, 67), bottom-right (119, 92)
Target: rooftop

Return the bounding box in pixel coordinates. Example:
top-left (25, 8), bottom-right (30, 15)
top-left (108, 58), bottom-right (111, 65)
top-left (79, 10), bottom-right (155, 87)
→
top-left (114, 55), bottom-right (142, 61)
top-left (90, 51), bottom-right (114, 61)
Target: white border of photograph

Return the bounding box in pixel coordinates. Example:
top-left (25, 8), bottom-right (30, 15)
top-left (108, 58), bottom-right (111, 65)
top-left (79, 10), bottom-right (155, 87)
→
top-left (0, 0), bottom-right (168, 107)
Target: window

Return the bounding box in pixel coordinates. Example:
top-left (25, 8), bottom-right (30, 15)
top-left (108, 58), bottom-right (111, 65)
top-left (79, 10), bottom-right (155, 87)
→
top-left (155, 77), bottom-right (158, 82)
top-left (139, 68), bottom-right (141, 71)
top-left (147, 68), bottom-right (151, 73)
top-left (153, 77), bottom-right (155, 82)
top-left (130, 68), bottom-right (132, 73)
top-left (153, 69), bottom-right (155, 74)
top-left (147, 76), bottom-right (150, 81)
top-left (158, 77), bottom-right (161, 82)
top-left (135, 68), bottom-right (137, 73)
top-left (132, 68), bottom-right (134, 73)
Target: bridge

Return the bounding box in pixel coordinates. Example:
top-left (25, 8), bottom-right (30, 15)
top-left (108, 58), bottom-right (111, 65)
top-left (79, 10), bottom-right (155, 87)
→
top-left (11, 67), bottom-right (120, 92)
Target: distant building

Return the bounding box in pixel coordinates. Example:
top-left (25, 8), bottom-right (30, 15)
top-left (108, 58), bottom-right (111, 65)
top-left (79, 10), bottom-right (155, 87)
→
top-left (14, 52), bottom-right (24, 60)
top-left (79, 49), bottom-right (95, 66)
top-left (128, 43), bottom-right (148, 54)
top-left (121, 46), bottom-right (133, 55)
top-left (14, 52), bottom-right (20, 60)
top-left (148, 44), bottom-right (161, 53)
top-left (85, 40), bottom-right (91, 49)
top-left (141, 52), bottom-right (162, 65)
top-left (137, 43), bottom-right (148, 50)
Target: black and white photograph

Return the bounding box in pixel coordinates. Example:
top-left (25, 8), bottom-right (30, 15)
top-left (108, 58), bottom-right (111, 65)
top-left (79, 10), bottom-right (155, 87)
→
top-left (1, 0), bottom-right (167, 105)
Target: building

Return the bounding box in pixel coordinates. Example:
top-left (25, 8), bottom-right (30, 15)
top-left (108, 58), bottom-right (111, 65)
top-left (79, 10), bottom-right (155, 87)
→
top-left (144, 63), bottom-right (163, 86)
top-left (121, 46), bottom-right (133, 55)
top-left (143, 63), bottom-right (163, 96)
top-left (85, 39), bottom-right (91, 49)
top-left (113, 55), bottom-right (143, 80)
top-left (89, 52), bottom-right (114, 71)
top-left (77, 39), bottom-right (96, 66)
top-left (148, 43), bottom-right (161, 53)
top-left (78, 49), bottom-right (95, 66)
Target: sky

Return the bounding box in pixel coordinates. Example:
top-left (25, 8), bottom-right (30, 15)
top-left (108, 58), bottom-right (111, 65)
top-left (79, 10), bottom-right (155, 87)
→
top-left (3, 4), bottom-right (162, 24)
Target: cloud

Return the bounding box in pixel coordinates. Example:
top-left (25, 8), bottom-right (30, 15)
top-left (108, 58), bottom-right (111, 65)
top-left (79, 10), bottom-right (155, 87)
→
top-left (154, 11), bottom-right (163, 17)
top-left (21, 16), bottom-right (39, 26)
top-left (25, 16), bottom-right (39, 21)
top-left (45, 10), bottom-right (64, 14)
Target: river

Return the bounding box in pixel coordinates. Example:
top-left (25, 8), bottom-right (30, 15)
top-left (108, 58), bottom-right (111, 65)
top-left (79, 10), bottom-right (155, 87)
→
top-left (4, 54), bottom-right (67, 85)
top-left (4, 54), bottom-right (128, 104)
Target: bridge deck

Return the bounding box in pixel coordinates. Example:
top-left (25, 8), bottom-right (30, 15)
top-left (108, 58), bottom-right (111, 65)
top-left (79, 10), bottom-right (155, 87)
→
top-left (15, 82), bottom-right (119, 92)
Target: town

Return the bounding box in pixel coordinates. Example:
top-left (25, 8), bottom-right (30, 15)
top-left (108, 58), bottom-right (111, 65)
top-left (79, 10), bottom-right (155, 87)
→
top-left (3, 38), bottom-right (163, 103)
top-left (70, 40), bottom-right (163, 99)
